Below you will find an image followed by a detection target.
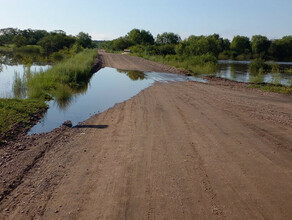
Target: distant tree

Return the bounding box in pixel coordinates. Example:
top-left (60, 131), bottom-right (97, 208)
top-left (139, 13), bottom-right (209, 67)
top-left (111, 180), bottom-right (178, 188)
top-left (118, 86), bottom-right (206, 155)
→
top-left (269, 36), bottom-right (292, 60)
top-left (251, 35), bottom-right (271, 58)
top-left (27, 29), bottom-right (48, 45)
top-left (0, 28), bottom-right (19, 44)
top-left (76, 32), bottom-right (92, 48)
top-left (156, 32), bottom-right (181, 44)
top-left (13, 35), bottom-right (27, 47)
top-left (127, 29), bottom-right (154, 45)
top-left (176, 34), bottom-right (224, 57)
top-left (37, 34), bottom-right (75, 54)
top-left (111, 37), bottom-right (132, 51)
top-left (221, 38), bottom-right (231, 51)
top-left (230, 35), bottom-right (251, 54)
top-left (51, 30), bottom-right (66, 35)
top-left (140, 30), bottom-right (155, 45)
top-left (156, 44), bottom-right (176, 55)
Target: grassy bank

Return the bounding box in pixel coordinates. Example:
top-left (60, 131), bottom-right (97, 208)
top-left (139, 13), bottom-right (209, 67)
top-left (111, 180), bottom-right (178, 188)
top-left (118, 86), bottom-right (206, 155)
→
top-left (133, 53), bottom-right (218, 75)
top-left (0, 45), bottom-right (13, 52)
top-left (0, 98), bottom-right (47, 141)
top-left (27, 49), bottom-right (97, 100)
top-left (0, 49), bottom-right (97, 140)
top-left (249, 84), bottom-right (292, 94)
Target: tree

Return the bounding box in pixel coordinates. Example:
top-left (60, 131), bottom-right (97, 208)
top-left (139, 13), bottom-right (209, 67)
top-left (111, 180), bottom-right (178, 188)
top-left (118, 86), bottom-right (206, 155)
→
top-left (76, 32), bottom-right (92, 48)
top-left (230, 35), bottom-right (251, 54)
top-left (13, 35), bottom-right (27, 47)
top-left (175, 34), bottom-right (225, 57)
top-left (37, 34), bottom-right (75, 54)
top-left (156, 32), bottom-right (181, 44)
top-left (269, 36), bottom-right (292, 60)
top-left (251, 35), bottom-right (271, 58)
top-left (111, 37), bottom-right (131, 51)
top-left (127, 29), bottom-right (154, 45)
top-left (140, 30), bottom-right (154, 45)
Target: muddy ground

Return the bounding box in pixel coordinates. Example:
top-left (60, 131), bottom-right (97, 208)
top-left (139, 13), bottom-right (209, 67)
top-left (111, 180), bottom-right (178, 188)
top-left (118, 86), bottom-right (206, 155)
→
top-left (0, 52), bottom-right (291, 219)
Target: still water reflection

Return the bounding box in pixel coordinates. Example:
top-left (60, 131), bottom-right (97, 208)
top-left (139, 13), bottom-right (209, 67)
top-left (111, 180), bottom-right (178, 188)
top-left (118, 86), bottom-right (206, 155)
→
top-left (217, 60), bottom-right (292, 86)
top-left (28, 67), bottom-right (205, 134)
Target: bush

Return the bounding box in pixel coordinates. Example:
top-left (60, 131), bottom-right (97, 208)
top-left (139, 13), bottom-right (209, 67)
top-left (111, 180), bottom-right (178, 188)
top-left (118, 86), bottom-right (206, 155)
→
top-left (13, 45), bottom-right (42, 53)
top-left (249, 58), bottom-right (271, 74)
top-left (27, 49), bottom-right (97, 99)
top-left (51, 52), bottom-right (64, 62)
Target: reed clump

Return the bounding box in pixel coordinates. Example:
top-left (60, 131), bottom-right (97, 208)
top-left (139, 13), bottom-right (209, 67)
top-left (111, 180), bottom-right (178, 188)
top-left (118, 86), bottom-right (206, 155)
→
top-left (27, 49), bottom-right (97, 99)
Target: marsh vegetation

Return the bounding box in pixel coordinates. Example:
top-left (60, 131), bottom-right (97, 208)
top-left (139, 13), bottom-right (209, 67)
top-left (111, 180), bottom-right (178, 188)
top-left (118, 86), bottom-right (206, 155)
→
top-left (0, 28), bottom-right (97, 138)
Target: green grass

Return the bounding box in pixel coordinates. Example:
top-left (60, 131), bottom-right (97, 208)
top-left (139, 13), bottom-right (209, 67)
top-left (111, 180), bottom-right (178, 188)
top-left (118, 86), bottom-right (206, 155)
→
top-left (249, 84), bottom-right (292, 94)
top-left (284, 68), bottom-right (292, 74)
top-left (26, 49), bottom-right (97, 99)
top-left (0, 98), bottom-right (47, 136)
top-left (133, 53), bottom-right (218, 75)
top-left (0, 45), bottom-right (13, 52)
top-left (13, 45), bottom-right (42, 53)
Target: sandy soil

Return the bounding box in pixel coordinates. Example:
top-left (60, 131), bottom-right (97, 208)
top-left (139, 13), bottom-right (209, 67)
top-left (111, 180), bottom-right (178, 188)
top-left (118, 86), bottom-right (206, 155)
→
top-left (99, 50), bottom-right (188, 74)
top-left (0, 52), bottom-right (291, 219)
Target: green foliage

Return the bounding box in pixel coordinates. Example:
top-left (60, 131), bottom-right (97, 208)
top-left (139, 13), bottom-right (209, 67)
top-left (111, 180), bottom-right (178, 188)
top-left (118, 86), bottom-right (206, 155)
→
top-left (13, 45), bottom-right (42, 53)
top-left (284, 68), bottom-right (292, 74)
top-left (176, 34), bottom-right (226, 57)
top-left (137, 53), bottom-right (218, 75)
top-left (0, 98), bottom-right (47, 134)
top-left (37, 33), bottom-right (75, 55)
top-left (230, 35), bottom-right (251, 55)
top-left (269, 36), bottom-right (292, 61)
top-left (99, 28), bottom-right (292, 61)
top-left (0, 28), bottom-right (94, 57)
top-left (156, 32), bottom-right (181, 44)
top-left (127, 29), bottom-right (154, 45)
top-left (218, 51), bottom-right (231, 60)
top-left (251, 35), bottom-right (271, 58)
top-left (270, 62), bottom-right (280, 73)
top-left (249, 58), bottom-right (271, 74)
top-left (0, 46), bottom-right (13, 52)
top-left (26, 49), bottom-right (97, 99)
top-left (76, 32), bottom-right (93, 48)
top-left (51, 52), bottom-right (64, 62)
top-left (111, 37), bottom-right (132, 51)
top-left (13, 35), bottom-right (27, 47)
top-left (250, 73), bottom-right (264, 84)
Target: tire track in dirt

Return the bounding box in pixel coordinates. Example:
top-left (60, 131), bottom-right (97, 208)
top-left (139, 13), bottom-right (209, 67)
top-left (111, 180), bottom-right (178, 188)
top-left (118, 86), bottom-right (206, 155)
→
top-left (0, 52), bottom-right (291, 219)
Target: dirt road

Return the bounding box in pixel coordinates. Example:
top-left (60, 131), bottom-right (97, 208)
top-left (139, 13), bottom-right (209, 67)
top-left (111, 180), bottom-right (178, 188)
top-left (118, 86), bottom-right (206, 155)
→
top-left (0, 53), bottom-right (292, 219)
top-left (99, 50), bottom-right (188, 74)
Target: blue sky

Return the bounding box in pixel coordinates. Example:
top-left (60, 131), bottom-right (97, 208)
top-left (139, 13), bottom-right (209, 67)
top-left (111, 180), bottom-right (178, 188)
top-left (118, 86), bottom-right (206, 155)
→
top-left (1, 0), bottom-right (291, 40)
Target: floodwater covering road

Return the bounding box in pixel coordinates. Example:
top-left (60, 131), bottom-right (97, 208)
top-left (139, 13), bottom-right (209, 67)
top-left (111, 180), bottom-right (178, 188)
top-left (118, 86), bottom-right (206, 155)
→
top-left (0, 52), bottom-right (291, 219)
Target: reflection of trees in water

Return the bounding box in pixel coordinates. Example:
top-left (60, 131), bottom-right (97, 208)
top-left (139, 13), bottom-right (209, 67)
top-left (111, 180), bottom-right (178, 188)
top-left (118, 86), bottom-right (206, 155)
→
top-left (117, 69), bottom-right (146, 81)
top-left (0, 51), bottom-right (48, 66)
top-left (53, 79), bottom-right (91, 110)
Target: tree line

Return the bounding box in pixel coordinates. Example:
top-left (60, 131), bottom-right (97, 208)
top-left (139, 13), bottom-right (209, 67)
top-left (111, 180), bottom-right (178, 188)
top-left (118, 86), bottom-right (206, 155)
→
top-left (100, 29), bottom-right (292, 61)
top-left (0, 28), bottom-right (95, 55)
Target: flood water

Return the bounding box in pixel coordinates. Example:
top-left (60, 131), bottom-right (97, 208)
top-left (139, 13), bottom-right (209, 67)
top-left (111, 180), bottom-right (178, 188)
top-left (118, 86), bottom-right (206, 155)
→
top-left (0, 64), bottom-right (50, 98)
top-left (28, 68), bottom-right (204, 134)
top-left (217, 60), bottom-right (292, 86)
top-left (1, 53), bottom-right (292, 135)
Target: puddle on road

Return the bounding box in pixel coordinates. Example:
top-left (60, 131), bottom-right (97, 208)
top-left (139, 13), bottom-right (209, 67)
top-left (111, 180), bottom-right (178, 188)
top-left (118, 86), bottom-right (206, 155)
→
top-left (28, 67), bottom-right (206, 134)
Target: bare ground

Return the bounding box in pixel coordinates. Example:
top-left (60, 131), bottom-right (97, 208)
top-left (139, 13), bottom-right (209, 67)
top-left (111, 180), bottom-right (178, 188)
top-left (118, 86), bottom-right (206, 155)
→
top-left (0, 52), bottom-right (291, 219)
